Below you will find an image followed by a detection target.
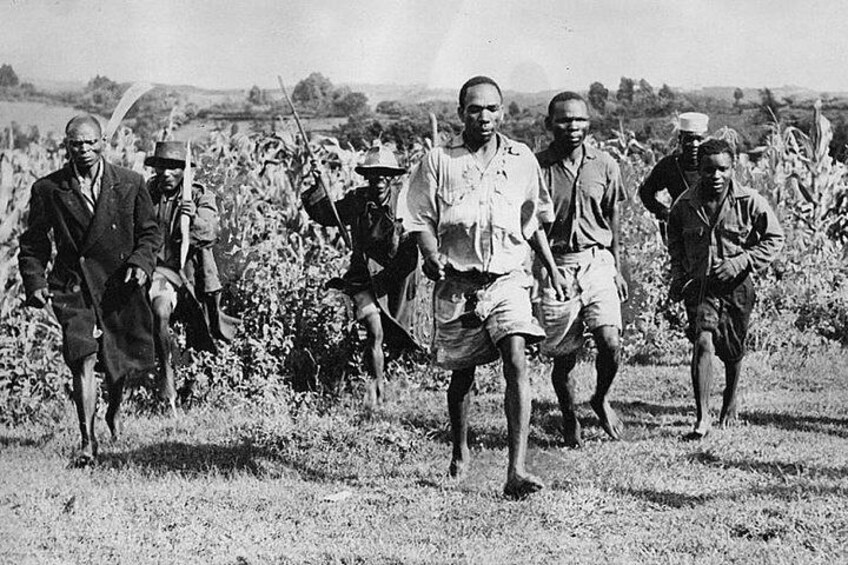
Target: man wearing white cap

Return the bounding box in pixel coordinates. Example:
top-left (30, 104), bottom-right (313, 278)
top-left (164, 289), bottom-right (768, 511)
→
top-left (639, 112), bottom-right (709, 225)
top-left (302, 144), bottom-right (419, 409)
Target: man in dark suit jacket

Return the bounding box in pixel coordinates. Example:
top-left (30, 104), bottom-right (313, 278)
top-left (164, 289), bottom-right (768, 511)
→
top-left (18, 114), bottom-right (161, 465)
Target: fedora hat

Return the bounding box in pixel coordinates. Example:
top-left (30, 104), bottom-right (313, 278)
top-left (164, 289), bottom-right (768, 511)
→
top-left (354, 145), bottom-right (405, 177)
top-left (144, 140), bottom-right (191, 169)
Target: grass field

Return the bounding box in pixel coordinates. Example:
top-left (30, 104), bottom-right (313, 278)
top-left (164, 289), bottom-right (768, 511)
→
top-left (2, 349), bottom-right (848, 564)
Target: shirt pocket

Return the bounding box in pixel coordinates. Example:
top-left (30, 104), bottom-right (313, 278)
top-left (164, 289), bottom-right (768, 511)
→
top-left (718, 224), bottom-right (750, 256)
top-left (490, 170), bottom-right (524, 234)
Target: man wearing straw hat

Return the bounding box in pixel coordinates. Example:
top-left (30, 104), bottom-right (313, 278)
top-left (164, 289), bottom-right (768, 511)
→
top-left (19, 114), bottom-right (161, 464)
top-left (145, 140), bottom-right (229, 413)
top-left (302, 143), bottom-right (419, 409)
top-left (639, 112), bottom-right (709, 226)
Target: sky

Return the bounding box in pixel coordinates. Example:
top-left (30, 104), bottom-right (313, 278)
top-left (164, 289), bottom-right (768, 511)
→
top-left (2, 0), bottom-right (848, 94)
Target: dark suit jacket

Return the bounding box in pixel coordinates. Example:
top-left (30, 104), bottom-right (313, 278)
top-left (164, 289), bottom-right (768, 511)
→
top-left (18, 161), bottom-right (162, 380)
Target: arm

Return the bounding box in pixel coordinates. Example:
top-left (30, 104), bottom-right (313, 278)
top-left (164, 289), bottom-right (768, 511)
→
top-left (713, 194), bottom-right (785, 282)
top-left (638, 160), bottom-right (670, 220)
top-left (301, 186), bottom-right (359, 227)
top-left (188, 187), bottom-right (219, 247)
top-left (18, 182), bottom-right (52, 304)
top-left (406, 153), bottom-right (444, 281)
top-left (666, 207), bottom-right (689, 302)
top-left (126, 173), bottom-right (163, 280)
top-left (610, 200), bottom-right (628, 301)
top-left (528, 229), bottom-right (565, 300)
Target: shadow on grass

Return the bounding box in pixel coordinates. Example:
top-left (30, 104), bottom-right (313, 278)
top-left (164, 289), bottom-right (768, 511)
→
top-left (0, 432), bottom-right (55, 448)
top-left (688, 451), bottom-right (848, 482)
top-left (99, 441), bottom-right (272, 477)
top-left (742, 410), bottom-right (848, 438)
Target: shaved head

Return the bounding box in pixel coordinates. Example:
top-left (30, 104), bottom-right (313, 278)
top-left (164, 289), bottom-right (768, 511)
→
top-left (65, 114), bottom-right (102, 137)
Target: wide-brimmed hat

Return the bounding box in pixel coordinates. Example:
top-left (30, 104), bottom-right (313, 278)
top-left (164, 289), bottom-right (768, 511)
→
top-left (678, 112), bottom-right (709, 135)
top-left (144, 141), bottom-right (191, 169)
top-left (354, 145), bottom-right (405, 177)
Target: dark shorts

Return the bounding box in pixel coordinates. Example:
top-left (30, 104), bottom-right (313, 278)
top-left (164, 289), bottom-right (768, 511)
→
top-left (685, 276), bottom-right (755, 363)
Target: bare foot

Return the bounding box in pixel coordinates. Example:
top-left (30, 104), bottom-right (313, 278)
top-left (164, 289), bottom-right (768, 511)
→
top-left (72, 441), bottom-right (97, 468)
top-left (106, 412), bottom-right (122, 441)
top-left (683, 418), bottom-right (711, 440)
top-left (590, 395), bottom-right (623, 440)
top-left (449, 445), bottom-right (470, 479)
top-left (363, 382), bottom-right (379, 411)
top-left (718, 412), bottom-right (738, 429)
top-left (503, 473), bottom-right (545, 500)
top-left (562, 415), bottom-right (584, 449)
top-left (448, 458), bottom-right (468, 480)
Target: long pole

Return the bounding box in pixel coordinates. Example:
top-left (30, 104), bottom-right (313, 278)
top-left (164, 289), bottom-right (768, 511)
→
top-left (277, 76), bottom-right (351, 249)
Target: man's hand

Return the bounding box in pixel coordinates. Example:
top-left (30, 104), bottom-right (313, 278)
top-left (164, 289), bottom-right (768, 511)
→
top-left (422, 252), bottom-right (446, 281)
top-left (615, 270), bottom-right (629, 302)
top-left (124, 266), bottom-right (148, 287)
top-left (670, 278), bottom-right (698, 303)
top-left (712, 254), bottom-right (748, 283)
top-left (26, 288), bottom-right (52, 309)
top-left (548, 268), bottom-right (567, 302)
top-left (178, 200), bottom-right (197, 218)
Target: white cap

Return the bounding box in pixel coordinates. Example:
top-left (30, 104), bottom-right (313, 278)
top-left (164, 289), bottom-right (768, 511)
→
top-left (678, 112), bottom-right (709, 134)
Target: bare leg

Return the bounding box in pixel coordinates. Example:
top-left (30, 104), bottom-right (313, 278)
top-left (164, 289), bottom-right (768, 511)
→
top-left (590, 326), bottom-right (623, 441)
top-left (105, 377), bottom-right (125, 441)
top-left (152, 296), bottom-right (177, 416)
top-left (447, 367), bottom-right (475, 479)
top-left (687, 330), bottom-right (714, 439)
top-left (70, 353), bottom-right (99, 465)
top-left (551, 352), bottom-right (582, 448)
top-left (500, 335), bottom-right (544, 499)
top-left (361, 312), bottom-right (385, 409)
top-left (719, 358), bottom-right (743, 427)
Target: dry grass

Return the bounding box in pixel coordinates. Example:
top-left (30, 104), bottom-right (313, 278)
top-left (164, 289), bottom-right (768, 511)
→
top-left (2, 350), bottom-right (848, 564)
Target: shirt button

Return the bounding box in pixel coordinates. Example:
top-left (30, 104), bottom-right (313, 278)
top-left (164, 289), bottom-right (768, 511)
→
top-left (72, 284), bottom-right (81, 292)
top-left (111, 223), bottom-right (117, 230)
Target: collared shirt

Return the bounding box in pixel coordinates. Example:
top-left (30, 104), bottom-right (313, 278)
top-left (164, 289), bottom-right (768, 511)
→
top-left (406, 133), bottom-right (553, 275)
top-left (638, 154), bottom-right (698, 218)
top-left (667, 180), bottom-right (784, 285)
top-left (72, 159), bottom-right (103, 214)
top-left (535, 143), bottom-right (624, 253)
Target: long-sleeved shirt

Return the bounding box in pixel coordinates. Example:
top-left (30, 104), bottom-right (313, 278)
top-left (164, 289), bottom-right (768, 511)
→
top-left (406, 133), bottom-right (553, 275)
top-left (667, 180), bottom-right (784, 289)
top-left (639, 154), bottom-right (698, 219)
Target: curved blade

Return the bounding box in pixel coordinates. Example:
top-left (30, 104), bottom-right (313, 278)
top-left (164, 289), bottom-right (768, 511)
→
top-left (103, 82), bottom-right (153, 141)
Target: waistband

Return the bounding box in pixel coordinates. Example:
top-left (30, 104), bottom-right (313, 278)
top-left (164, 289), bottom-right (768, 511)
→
top-left (444, 265), bottom-right (506, 286)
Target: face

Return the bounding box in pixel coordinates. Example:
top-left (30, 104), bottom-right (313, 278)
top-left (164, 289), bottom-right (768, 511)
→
top-left (458, 83), bottom-right (503, 145)
top-left (154, 167), bottom-right (185, 192)
top-left (547, 100), bottom-right (590, 149)
top-left (680, 132), bottom-right (704, 162)
top-left (364, 173), bottom-right (389, 196)
top-left (699, 152), bottom-right (733, 197)
top-left (65, 122), bottom-right (103, 171)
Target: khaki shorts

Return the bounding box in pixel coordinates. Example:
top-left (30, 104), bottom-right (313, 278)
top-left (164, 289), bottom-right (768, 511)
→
top-left (432, 270), bottom-right (545, 371)
top-left (149, 269), bottom-right (179, 311)
top-left (537, 247), bottom-right (622, 357)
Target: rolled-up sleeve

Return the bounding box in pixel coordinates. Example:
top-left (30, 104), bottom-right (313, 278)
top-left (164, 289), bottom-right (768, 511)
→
top-left (533, 161), bottom-right (554, 227)
top-left (405, 151), bottom-right (439, 239)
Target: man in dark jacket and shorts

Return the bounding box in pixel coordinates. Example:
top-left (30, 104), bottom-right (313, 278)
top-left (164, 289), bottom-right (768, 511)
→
top-left (668, 138), bottom-right (783, 439)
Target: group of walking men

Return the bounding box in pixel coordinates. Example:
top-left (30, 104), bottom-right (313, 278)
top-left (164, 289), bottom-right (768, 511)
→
top-left (19, 75), bottom-right (784, 499)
